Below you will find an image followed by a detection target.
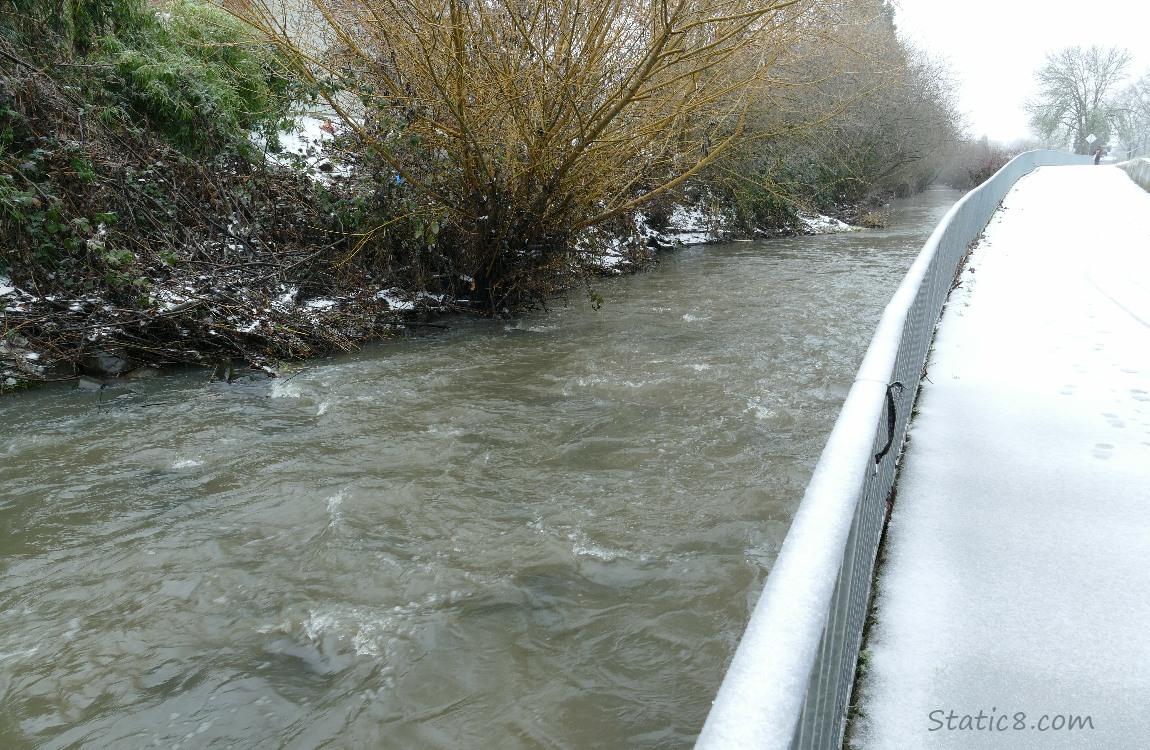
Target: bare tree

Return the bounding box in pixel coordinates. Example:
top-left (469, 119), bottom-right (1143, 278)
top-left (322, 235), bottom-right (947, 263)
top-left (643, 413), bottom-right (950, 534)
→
top-left (234, 0), bottom-right (809, 310)
top-left (1115, 72), bottom-right (1150, 159)
top-left (808, 40), bottom-right (961, 198)
top-left (710, 0), bottom-right (961, 215)
top-left (1025, 45), bottom-right (1131, 154)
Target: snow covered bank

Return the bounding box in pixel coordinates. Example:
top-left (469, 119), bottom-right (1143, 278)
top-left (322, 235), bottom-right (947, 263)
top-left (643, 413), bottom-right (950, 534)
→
top-left (1, 277), bottom-right (41, 387)
top-left (1119, 157), bottom-right (1150, 192)
top-left (585, 204), bottom-right (856, 274)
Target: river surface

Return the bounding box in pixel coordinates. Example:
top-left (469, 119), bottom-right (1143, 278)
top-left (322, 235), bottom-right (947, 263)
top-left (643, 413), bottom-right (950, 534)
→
top-left (0, 189), bottom-right (960, 749)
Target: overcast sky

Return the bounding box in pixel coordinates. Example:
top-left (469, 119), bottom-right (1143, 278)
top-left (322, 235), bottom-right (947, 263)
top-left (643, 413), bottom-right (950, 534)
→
top-left (893, 2), bottom-right (1150, 144)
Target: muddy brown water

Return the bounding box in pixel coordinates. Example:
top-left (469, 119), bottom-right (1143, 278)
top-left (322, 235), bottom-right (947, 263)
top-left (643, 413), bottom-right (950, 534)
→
top-left (0, 189), bottom-right (960, 749)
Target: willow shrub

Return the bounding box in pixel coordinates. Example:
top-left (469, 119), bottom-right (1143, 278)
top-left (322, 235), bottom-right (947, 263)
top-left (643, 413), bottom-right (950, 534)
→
top-left (237, 0), bottom-right (812, 312)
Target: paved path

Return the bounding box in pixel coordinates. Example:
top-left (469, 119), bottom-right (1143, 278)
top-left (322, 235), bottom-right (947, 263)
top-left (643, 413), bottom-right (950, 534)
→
top-left (851, 165), bottom-right (1150, 749)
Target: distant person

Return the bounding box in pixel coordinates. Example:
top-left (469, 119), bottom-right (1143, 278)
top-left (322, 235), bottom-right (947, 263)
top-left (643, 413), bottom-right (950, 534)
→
top-left (1093, 145), bottom-right (1103, 165)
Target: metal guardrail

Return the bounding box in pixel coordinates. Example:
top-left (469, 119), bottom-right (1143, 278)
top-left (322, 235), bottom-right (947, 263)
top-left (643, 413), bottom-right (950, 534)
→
top-left (694, 150), bottom-right (1091, 750)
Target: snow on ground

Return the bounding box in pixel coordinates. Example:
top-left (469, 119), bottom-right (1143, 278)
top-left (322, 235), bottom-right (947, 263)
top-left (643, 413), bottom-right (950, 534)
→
top-left (1, 276), bottom-right (30, 313)
top-left (587, 205), bottom-right (856, 273)
top-left (252, 114), bottom-right (349, 181)
top-left (581, 203), bottom-right (728, 273)
top-left (661, 203), bottom-right (717, 246)
top-left (1, 276), bottom-right (40, 385)
top-left (852, 165), bottom-right (1150, 749)
top-left (798, 212), bottom-right (854, 234)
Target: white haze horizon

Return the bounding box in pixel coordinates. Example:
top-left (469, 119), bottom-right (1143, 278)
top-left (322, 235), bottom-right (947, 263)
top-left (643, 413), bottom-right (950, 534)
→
top-left (893, 1), bottom-right (1150, 145)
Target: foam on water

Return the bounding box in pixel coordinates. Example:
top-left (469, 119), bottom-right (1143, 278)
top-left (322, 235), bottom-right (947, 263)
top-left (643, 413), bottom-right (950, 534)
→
top-left (569, 528), bottom-right (624, 562)
top-left (269, 379), bottom-right (302, 399)
top-left (325, 492), bottom-right (343, 524)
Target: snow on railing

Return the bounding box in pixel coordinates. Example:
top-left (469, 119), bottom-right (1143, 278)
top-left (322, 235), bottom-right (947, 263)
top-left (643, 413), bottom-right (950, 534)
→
top-left (1119, 157), bottom-right (1150, 192)
top-left (694, 150), bottom-right (1091, 750)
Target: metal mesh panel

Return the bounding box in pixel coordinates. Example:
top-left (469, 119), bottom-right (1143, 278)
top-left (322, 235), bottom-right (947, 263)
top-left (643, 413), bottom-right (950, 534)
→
top-left (696, 151), bottom-right (1090, 750)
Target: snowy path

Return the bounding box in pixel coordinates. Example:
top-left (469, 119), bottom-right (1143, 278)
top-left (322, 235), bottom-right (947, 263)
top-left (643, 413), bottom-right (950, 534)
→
top-left (851, 165), bottom-right (1150, 749)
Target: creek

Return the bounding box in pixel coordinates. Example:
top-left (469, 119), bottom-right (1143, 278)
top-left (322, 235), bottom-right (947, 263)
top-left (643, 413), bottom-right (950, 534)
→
top-left (0, 188), bottom-right (961, 749)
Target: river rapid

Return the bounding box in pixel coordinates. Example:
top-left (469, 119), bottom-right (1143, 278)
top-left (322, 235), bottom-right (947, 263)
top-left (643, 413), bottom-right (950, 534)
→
top-left (0, 189), bottom-right (960, 749)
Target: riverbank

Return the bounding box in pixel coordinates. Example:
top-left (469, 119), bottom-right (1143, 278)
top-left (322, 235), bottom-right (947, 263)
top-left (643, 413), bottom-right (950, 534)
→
top-left (0, 40), bottom-right (878, 396)
top-left (1, 0), bottom-right (970, 395)
top-left (0, 107), bottom-right (866, 394)
top-left (0, 201), bottom-right (859, 392)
